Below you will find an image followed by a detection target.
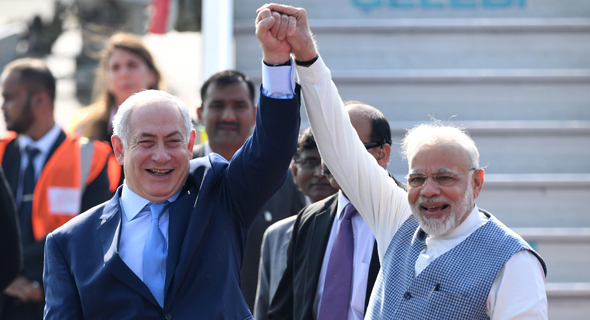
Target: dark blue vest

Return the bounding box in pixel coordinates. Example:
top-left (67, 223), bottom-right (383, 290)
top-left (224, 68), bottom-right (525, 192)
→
top-left (367, 210), bottom-right (546, 319)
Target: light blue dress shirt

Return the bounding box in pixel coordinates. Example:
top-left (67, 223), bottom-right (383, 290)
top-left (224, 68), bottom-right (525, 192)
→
top-left (118, 184), bottom-right (180, 281)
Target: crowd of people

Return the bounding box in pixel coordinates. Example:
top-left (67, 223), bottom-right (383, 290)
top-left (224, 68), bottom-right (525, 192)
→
top-left (0, 3), bottom-right (547, 319)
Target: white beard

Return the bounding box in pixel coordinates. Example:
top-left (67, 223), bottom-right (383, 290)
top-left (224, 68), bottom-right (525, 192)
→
top-left (411, 181), bottom-right (475, 236)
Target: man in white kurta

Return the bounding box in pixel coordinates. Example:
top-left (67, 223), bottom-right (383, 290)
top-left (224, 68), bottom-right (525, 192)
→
top-left (257, 3), bottom-right (548, 319)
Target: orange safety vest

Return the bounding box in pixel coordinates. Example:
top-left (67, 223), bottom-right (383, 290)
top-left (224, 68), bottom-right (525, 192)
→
top-left (0, 131), bottom-right (112, 241)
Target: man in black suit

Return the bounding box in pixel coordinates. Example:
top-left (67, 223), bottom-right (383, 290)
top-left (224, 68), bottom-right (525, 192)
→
top-left (194, 70), bottom-right (305, 309)
top-left (269, 101), bottom-right (406, 320)
top-left (0, 58), bottom-right (112, 320)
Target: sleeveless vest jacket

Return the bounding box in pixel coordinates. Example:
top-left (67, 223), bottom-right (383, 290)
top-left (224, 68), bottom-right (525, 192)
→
top-left (367, 211), bottom-right (546, 319)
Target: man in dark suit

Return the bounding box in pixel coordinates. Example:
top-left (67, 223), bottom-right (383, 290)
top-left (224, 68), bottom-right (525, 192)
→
top-left (268, 101), bottom-right (406, 320)
top-left (194, 68), bottom-right (305, 310)
top-left (0, 59), bottom-right (112, 320)
top-left (43, 11), bottom-right (301, 318)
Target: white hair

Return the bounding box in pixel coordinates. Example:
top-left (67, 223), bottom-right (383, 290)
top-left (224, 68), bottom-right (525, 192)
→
top-left (401, 123), bottom-right (479, 169)
top-left (112, 90), bottom-right (192, 147)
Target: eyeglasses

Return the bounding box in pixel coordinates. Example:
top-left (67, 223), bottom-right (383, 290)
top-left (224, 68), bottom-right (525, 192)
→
top-left (295, 158), bottom-right (322, 172)
top-left (405, 168), bottom-right (476, 188)
top-left (363, 140), bottom-right (386, 150)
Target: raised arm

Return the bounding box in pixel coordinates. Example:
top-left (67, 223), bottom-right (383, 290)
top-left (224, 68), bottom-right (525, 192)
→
top-left (260, 3), bottom-right (411, 259)
top-left (219, 6), bottom-right (301, 228)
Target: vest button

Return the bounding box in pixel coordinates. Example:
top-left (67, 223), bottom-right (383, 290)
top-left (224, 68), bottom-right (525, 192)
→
top-left (164, 313), bottom-right (172, 320)
top-left (404, 292), bottom-right (412, 300)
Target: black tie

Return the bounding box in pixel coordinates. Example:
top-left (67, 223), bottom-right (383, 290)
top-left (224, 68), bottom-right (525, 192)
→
top-left (19, 146), bottom-right (40, 244)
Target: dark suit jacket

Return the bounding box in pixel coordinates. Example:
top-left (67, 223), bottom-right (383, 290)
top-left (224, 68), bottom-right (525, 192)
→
top-left (193, 143), bottom-right (305, 311)
top-left (43, 88), bottom-right (301, 319)
top-left (268, 174), bottom-right (406, 320)
top-left (0, 166), bottom-right (21, 291)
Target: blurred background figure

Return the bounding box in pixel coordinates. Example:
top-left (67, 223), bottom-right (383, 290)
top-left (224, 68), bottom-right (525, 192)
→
top-left (0, 166), bottom-right (22, 292)
top-left (194, 69), bottom-right (306, 310)
top-left (70, 33), bottom-right (163, 142)
top-left (254, 127), bottom-right (338, 320)
top-left (70, 33), bottom-right (164, 190)
top-left (0, 58), bottom-right (112, 320)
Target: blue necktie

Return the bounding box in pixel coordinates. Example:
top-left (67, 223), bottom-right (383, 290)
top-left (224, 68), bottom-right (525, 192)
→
top-left (19, 146), bottom-right (39, 244)
top-left (143, 201), bottom-right (168, 307)
top-left (318, 203), bottom-right (357, 320)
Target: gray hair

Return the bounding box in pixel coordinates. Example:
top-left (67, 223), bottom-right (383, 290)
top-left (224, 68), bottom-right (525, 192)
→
top-left (112, 90), bottom-right (192, 147)
top-left (401, 123), bottom-right (479, 169)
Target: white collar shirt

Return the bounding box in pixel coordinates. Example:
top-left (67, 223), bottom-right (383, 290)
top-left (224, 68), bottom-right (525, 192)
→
top-left (314, 191), bottom-right (375, 320)
top-left (118, 183), bottom-right (180, 281)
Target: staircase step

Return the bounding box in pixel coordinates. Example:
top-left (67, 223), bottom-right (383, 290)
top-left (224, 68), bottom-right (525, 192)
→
top-left (546, 283), bottom-right (590, 320)
top-left (514, 228), bottom-right (590, 282)
top-left (248, 70), bottom-right (590, 122)
top-left (237, 18), bottom-right (590, 70)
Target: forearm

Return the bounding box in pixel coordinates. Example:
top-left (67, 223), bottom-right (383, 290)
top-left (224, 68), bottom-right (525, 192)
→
top-left (296, 56), bottom-right (411, 259)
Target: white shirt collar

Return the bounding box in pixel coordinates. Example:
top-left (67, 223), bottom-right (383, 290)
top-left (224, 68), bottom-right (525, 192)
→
top-left (431, 205), bottom-right (484, 240)
top-left (120, 183), bottom-right (181, 221)
top-left (18, 123), bottom-right (61, 156)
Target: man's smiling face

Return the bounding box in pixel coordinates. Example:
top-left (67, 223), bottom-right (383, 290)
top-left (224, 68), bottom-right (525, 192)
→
top-left (407, 143), bottom-right (482, 236)
top-left (114, 100), bottom-right (195, 202)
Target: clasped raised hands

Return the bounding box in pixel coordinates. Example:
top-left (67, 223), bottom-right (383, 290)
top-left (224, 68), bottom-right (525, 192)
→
top-left (255, 3), bottom-right (318, 65)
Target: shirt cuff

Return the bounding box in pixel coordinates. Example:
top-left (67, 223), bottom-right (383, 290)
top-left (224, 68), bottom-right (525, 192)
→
top-left (261, 59), bottom-right (295, 99)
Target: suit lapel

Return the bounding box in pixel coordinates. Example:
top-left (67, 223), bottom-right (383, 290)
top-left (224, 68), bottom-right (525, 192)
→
top-left (97, 191), bottom-right (159, 307)
top-left (164, 165), bottom-right (207, 304)
top-left (365, 241), bottom-right (380, 313)
top-left (305, 195), bottom-right (339, 303)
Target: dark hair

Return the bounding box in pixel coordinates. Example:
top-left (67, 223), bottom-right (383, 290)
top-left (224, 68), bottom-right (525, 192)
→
top-left (3, 58), bottom-right (56, 102)
top-left (344, 100), bottom-right (392, 146)
top-left (200, 70), bottom-right (255, 107)
top-left (293, 127), bottom-right (317, 162)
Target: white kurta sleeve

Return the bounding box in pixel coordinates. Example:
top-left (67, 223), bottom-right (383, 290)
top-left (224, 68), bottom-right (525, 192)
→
top-left (487, 250), bottom-right (548, 319)
top-left (295, 56), bottom-right (412, 260)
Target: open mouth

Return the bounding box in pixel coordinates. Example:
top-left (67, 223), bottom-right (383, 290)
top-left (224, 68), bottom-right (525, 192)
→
top-left (147, 169), bottom-right (173, 176)
top-left (421, 204), bottom-right (450, 212)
